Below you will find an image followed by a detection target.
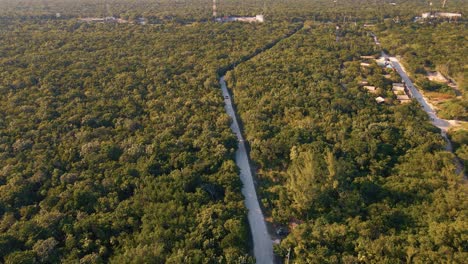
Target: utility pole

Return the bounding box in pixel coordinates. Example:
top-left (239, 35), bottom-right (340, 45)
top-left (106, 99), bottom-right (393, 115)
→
top-left (105, 0), bottom-right (111, 17)
top-left (335, 25), bottom-right (340, 42)
top-left (213, 0), bottom-right (217, 18)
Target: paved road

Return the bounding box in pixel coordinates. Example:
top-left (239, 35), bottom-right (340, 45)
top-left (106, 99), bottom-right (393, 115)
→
top-left (389, 57), bottom-right (452, 148)
top-left (389, 56), bottom-right (466, 176)
top-left (220, 77), bottom-right (274, 264)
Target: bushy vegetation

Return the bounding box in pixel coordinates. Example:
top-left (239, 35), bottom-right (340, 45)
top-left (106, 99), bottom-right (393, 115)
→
top-left (448, 129), bottom-right (468, 174)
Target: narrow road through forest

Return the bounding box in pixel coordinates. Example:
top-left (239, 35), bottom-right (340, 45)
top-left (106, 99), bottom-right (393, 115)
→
top-left (218, 25), bottom-right (303, 263)
top-left (220, 77), bottom-right (274, 263)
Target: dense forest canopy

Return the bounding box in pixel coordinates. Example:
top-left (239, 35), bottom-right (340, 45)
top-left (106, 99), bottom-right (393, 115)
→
top-left (225, 23), bottom-right (467, 262)
top-left (0, 14), bottom-right (297, 262)
top-left (0, 0), bottom-right (467, 263)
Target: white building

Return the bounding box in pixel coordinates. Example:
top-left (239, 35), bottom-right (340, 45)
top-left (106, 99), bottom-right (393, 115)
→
top-left (216, 15), bottom-right (265, 23)
top-left (364, 86), bottom-right (377, 93)
top-left (396, 95), bottom-right (411, 103)
top-left (375, 97), bottom-right (385, 104)
top-left (422, 12), bottom-right (462, 19)
top-left (392, 83), bottom-right (405, 88)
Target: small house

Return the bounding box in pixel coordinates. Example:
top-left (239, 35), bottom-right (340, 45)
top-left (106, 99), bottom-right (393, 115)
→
top-left (375, 97), bottom-right (385, 104)
top-left (396, 95), bottom-right (411, 103)
top-left (364, 86), bottom-right (377, 93)
top-left (392, 83), bottom-right (405, 91)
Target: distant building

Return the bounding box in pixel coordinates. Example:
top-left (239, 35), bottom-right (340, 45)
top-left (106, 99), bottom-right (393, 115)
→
top-left (256, 15), bottom-right (264, 22)
top-left (422, 12), bottom-right (462, 19)
top-left (396, 94), bottom-right (411, 103)
top-left (391, 83), bottom-right (411, 103)
top-left (80, 17), bottom-right (105, 22)
top-left (437, 12), bottom-right (462, 18)
top-left (392, 86), bottom-right (404, 94)
top-left (397, 94), bottom-right (410, 100)
top-left (392, 83), bottom-right (405, 92)
top-left (234, 17), bottom-right (257, 22)
top-left (364, 86), bottom-right (377, 93)
top-left (376, 57), bottom-right (387, 67)
top-left (216, 15), bottom-right (265, 23)
top-left (79, 16), bottom-right (130, 24)
top-left (359, 80), bottom-right (369, 86)
top-left (375, 97), bottom-right (385, 104)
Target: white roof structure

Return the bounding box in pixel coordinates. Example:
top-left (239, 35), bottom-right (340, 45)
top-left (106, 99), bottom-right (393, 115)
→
top-left (422, 12), bottom-right (462, 19)
top-left (364, 86), bottom-right (377, 93)
top-left (397, 95), bottom-right (411, 100)
top-left (392, 86), bottom-right (405, 91)
top-left (375, 97), bottom-right (385, 103)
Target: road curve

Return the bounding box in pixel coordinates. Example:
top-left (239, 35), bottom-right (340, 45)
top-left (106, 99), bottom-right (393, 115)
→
top-left (220, 77), bottom-right (274, 264)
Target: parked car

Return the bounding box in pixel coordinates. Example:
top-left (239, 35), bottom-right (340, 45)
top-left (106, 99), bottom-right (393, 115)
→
top-left (276, 227), bottom-right (288, 236)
